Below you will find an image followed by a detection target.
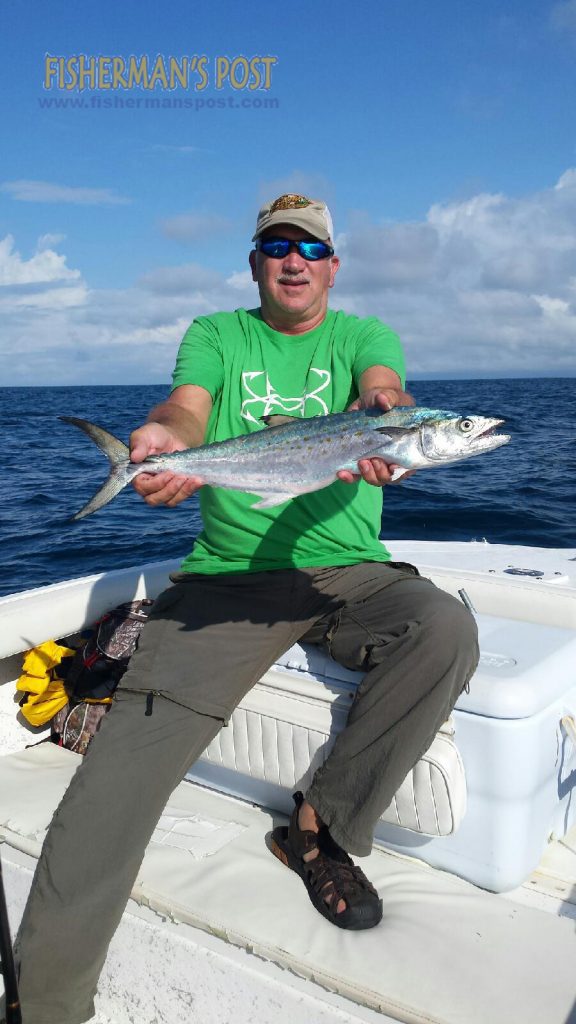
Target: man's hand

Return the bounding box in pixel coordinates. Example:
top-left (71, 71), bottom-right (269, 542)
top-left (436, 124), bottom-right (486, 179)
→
top-left (130, 421), bottom-right (203, 508)
top-left (346, 386), bottom-right (407, 415)
top-left (337, 375), bottom-right (416, 487)
top-left (129, 386), bottom-right (212, 509)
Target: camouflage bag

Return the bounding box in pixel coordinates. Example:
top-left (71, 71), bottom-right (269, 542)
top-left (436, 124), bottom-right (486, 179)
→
top-left (52, 598), bottom-right (153, 754)
top-left (65, 599), bottom-right (154, 702)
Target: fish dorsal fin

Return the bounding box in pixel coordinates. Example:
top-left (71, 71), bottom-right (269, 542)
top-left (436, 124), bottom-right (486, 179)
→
top-left (261, 414), bottom-right (301, 427)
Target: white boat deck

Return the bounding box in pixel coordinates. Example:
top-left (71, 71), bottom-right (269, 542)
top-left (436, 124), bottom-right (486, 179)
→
top-left (1, 541), bottom-right (576, 1023)
top-left (1, 742), bottom-right (576, 1024)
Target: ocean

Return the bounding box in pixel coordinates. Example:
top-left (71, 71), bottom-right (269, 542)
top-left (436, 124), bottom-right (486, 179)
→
top-left (1, 378), bottom-right (574, 598)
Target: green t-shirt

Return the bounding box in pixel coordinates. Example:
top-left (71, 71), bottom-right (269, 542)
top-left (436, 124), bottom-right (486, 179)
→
top-left (171, 307), bottom-right (405, 574)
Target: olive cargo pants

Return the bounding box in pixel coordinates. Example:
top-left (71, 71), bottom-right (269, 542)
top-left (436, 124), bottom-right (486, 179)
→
top-left (12, 562), bottom-right (479, 1024)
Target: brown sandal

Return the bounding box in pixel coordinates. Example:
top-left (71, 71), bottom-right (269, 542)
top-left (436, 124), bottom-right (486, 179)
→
top-left (270, 792), bottom-right (383, 930)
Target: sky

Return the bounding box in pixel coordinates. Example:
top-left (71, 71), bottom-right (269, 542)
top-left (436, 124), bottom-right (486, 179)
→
top-left (2, 0), bottom-right (576, 384)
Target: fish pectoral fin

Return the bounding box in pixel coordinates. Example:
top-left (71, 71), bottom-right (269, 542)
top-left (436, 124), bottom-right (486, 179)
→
top-left (250, 492), bottom-right (295, 509)
top-left (390, 466), bottom-right (410, 482)
top-left (373, 425), bottom-right (413, 437)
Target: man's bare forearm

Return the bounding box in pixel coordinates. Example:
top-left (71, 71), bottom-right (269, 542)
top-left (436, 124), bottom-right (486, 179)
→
top-left (357, 367), bottom-right (415, 410)
top-left (360, 386), bottom-right (415, 407)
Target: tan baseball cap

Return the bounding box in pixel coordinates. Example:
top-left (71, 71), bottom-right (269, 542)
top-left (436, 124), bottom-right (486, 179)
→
top-left (253, 193), bottom-right (334, 244)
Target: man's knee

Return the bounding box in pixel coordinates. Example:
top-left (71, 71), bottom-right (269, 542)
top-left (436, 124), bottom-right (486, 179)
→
top-left (426, 588), bottom-right (478, 638)
top-left (420, 588), bottom-right (479, 670)
top-left (364, 582), bottom-right (479, 673)
top-left (322, 577), bottom-right (478, 675)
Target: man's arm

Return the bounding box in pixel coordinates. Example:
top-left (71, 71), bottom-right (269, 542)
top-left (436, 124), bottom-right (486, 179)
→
top-left (337, 365), bottom-right (416, 486)
top-left (130, 384), bottom-right (213, 508)
top-left (348, 365), bottom-right (414, 413)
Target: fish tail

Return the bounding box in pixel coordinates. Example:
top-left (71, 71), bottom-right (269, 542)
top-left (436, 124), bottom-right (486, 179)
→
top-left (61, 416), bottom-right (135, 520)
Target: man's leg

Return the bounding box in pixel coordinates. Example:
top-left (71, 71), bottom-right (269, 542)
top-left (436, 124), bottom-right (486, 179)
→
top-left (15, 691), bottom-right (224, 1024)
top-left (271, 562), bottom-right (479, 925)
top-left (13, 570), bottom-right (337, 1024)
top-left (304, 563), bottom-right (479, 855)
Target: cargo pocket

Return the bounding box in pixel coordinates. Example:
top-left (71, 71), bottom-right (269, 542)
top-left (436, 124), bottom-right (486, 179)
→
top-left (325, 607), bottom-right (387, 673)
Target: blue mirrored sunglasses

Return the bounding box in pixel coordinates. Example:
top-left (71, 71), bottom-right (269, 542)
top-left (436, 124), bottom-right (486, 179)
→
top-left (255, 237), bottom-right (334, 261)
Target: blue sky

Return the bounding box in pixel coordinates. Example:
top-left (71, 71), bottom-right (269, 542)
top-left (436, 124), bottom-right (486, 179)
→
top-left (2, 0), bottom-right (576, 383)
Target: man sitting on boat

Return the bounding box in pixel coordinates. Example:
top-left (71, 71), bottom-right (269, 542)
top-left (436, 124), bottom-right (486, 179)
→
top-left (12, 195), bottom-right (479, 1024)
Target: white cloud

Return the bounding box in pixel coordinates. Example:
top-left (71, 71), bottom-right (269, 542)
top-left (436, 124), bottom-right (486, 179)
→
top-left (342, 219), bottom-right (439, 288)
top-left (0, 235), bottom-right (80, 286)
top-left (556, 168), bottom-right (576, 189)
top-left (138, 262), bottom-right (225, 295)
top-left (0, 245), bottom-right (258, 384)
top-left (226, 269), bottom-right (255, 290)
top-left (0, 235), bottom-right (87, 310)
top-left (2, 170), bottom-right (576, 383)
top-left (38, 233), bottom-right (66, 249)
top-left (159, 212), bottom-right (231, 242)
top-left (334, 168), bottom-right (576, 375)
top-left (0, 284), bottom-right (88, 311)
top-left (1, 180), bottom-right (130, 205)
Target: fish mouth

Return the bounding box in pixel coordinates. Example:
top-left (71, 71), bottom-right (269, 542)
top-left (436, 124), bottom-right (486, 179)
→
top-left (468, 418), bottom-right (510, 452)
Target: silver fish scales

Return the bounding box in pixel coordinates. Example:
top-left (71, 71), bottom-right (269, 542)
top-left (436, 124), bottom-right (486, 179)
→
top-left (61, 407), bottom-right (510, 520)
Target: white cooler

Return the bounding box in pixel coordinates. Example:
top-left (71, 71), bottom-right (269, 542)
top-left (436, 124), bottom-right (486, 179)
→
top-left (188, 611), bottom-right (576, 892)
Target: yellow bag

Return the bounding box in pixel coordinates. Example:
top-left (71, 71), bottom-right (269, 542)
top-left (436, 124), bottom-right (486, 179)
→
top-left (17, 640), bottom-right (75, 726)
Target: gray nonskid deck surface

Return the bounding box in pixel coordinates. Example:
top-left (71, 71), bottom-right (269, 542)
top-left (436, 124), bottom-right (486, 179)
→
top-left (1, 744), bottom-right (575, 1024)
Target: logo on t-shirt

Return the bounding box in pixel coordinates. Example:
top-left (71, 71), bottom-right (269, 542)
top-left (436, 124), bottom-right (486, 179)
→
top-left (240, 369), bottom-right (331, 423)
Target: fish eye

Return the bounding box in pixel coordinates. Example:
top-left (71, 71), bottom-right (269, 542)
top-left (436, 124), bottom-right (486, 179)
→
top-left (458, 418), bottom-right (475, 433)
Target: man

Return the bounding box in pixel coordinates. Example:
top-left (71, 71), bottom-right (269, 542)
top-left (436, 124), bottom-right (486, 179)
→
top-left (11, 195), bottom-right (478, 1023)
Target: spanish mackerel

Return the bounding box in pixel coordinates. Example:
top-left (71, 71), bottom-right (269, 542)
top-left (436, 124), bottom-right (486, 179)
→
top-left (61, 408), bottom-right (510, 520)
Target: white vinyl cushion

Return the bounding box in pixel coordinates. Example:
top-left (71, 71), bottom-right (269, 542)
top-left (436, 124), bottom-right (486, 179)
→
top-left (198, 649), bottom-right (467, 837)
top-left (201, 707), bottom-right (466, 837)
top-left (1, 744), bottom-right (575, 1024)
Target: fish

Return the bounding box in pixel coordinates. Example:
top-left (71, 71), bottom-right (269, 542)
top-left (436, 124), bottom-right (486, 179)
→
top-left (60, 407), bottom-right (510, 521)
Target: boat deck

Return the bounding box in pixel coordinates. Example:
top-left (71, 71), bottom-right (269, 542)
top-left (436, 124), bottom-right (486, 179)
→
top-left (1, 541), bottom-right (576, 1023)
top-left (1, 742), bottom-right (576, 1024)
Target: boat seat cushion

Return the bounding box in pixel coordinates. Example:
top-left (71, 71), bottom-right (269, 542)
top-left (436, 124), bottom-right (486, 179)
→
top-left (194, 641), bottom-right (467, 837)
top-left (1, 743), bottom-right (575, 1024)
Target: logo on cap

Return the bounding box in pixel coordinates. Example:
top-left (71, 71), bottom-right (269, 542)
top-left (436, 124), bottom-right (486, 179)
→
top-left (270, 194), bottom-right (312, 212)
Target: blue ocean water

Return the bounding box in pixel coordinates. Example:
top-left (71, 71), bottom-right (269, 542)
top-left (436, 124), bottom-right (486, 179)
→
top-left (1, 379), bottom-right (574, 598)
